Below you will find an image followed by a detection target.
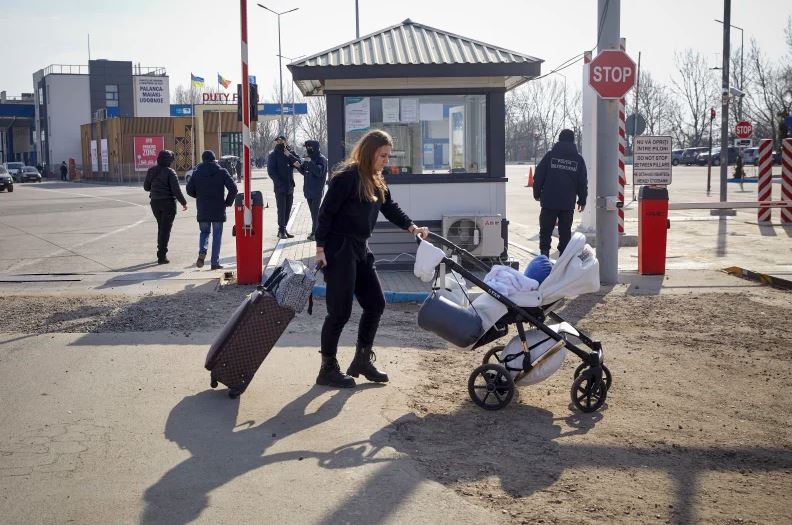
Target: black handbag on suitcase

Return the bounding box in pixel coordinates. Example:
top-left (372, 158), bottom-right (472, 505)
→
top-left (205, 260), bottom-right (317, 398)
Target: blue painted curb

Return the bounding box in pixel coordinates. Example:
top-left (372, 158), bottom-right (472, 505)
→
top-left (311, 285), bottom-right (428, 303)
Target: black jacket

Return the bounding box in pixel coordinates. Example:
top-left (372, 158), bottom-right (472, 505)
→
top-left (186, 161), bottom-right (238, 222)
top-left (267, 144), bottom-right (298, 195)
top-left (533, 141), bottom-right (588, 210)
top-left (315, 166), bottom-right (413, 249)
top-left (298, 140), bottom-right (328, 200)
top-left (144, 165), bottom-right (187, 205)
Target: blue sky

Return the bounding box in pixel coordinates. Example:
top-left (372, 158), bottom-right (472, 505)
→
top-left (1, 0), bottom-right (789, 100)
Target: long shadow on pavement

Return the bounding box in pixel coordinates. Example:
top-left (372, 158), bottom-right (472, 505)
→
top-left (141, 385), bottom-right (385, 525)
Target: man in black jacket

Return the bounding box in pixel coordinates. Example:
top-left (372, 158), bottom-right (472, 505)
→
top-left (186, 150), bottom-right (238, 270)
top-left (298, 140), bottom-right (328, 241)
top-left (143, 150), bottom-right (187, 264)
top-left (533, 129), bottom-right (587, 257)
top-left (267, 135), bottom-right (300, 239)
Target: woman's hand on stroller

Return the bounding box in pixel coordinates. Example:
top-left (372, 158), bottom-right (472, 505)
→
top-left (409, 224), bottom-right (430, 240)
top-left (315, 247), bottom-right (328, 269)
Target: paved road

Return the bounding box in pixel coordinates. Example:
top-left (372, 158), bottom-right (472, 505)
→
top-left (0, 165), bottom-right (789, 276)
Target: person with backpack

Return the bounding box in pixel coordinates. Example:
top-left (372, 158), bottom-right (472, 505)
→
top-left (143, 150), bottom-right (187, 264)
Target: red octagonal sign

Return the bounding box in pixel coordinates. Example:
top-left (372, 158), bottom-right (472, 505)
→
top-left (589, 50), bottom-right (637, 99)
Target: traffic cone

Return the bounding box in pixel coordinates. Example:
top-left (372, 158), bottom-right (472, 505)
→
top-left (525, 166), bottom-right (534, 187)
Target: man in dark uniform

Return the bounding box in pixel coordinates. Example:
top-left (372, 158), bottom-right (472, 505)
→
top-left (533, 129), bottom-right (587, 257)
top-left (297, 140), bottom-right (328, 241)
top-left (267, 135), bottom-right (301, 239)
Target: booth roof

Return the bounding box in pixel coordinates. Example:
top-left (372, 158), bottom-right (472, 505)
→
top-left (288, 18), bottom-right (543, 95)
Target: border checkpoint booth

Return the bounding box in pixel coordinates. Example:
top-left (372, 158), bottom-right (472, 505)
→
top-left (288, 19), bottom-right (542, 269)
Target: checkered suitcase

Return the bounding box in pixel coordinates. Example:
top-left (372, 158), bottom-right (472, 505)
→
top-left (205, 288), bottom-right (295, 398)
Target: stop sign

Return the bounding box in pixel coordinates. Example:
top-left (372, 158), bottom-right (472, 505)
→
top-left (735, 121), bottom-right (753, 139)
top-left (589, 50), bottom-right (637, 99)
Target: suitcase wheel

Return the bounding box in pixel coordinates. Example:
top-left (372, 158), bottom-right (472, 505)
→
top-left (228, 388), bottom-right (241, 399)
top-left (210, 378), bottom-right (218, 389)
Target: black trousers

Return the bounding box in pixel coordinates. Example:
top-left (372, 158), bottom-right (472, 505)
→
top-left (320, 236), bottom-right (385, 357)
top-left (306, 197), bottom-right (321, 235)
top-left (275, 192), bottom-right (293, 232)
top-left (539, 208), bottom-right (574, 255)
top-left (150, 199), bottom-right (177, 259)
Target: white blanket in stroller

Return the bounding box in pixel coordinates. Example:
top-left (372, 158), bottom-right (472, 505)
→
top-left (470, 233), bottom-right (600, 340)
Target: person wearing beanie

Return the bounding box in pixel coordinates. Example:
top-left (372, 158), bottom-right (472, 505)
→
top-left (533, 129), bottom-right (588, 257)
top-left (143, 150), bottom-right (187, 264)
top-left (186, 150), bottom-right (238, 269)
top-left (297, 139), bottom-right (328, 241)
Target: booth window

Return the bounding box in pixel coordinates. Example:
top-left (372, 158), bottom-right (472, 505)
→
top-left (105, 85), bottom-right (119, 108)
top-left (343, 95), bottom-right (487, 175)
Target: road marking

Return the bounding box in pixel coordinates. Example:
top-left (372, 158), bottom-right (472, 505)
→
top-left (4, 186), bottom-right (151, 272)
top-left (23, 185), bottom-right (147, 208)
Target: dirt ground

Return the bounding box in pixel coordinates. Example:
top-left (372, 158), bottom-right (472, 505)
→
top-left (2, 284), bottom-right (791, 524)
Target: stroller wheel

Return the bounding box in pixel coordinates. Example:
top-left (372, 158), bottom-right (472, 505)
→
top-left (468, 363), bottom-right (515, 410)
top-left (574, 363), bottom-right (612, 391)
top-left (571, 369), bottom-right (607, 413)
top-left (482, 345), bottom-right (505, 365)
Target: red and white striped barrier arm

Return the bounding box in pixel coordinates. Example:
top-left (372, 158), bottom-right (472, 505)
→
top-left (781, 138), bottom-right (792, 224)
top-left (617, 39), bottom-right (627, 235)
top-left (240, 0), bottom-right (252, 231)
top-left (757, 139), bottom-right (773, 223)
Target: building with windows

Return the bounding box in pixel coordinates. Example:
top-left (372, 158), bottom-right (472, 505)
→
top-left (32, 60), bottom-right (169, 175)
top-left (0, 91), bottom-right (35, 165)
top-left (288, 19), bottom-right (542, 267)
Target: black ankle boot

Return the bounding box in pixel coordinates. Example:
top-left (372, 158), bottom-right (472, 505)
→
top-left (347, 345), bottom-right (389, 383)
top-left (316, 355), bottom-right (356, 388)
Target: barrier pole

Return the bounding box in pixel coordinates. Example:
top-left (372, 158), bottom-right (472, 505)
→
top-left (757, 139), bottom-right (773, 223)
top-left (781, 138), bottom-right (792, 224)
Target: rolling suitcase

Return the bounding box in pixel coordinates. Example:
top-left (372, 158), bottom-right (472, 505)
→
top-left (205, 288), bottom-right (295, 398)
top-left (205, 259), bottom-right (317, 398)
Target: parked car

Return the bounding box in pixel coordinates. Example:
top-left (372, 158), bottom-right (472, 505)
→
top-left (681, 147), bottom-right (708, 166)
top-left (741, 147), bottom-right (759, 165)
top-left (19, 166), bottom-right (42, 183)
top-left (671, 149), bottom-right (684, 166)
top-left (0, 165), bottom-right (13, 192)
top-left (696, 146), bottom-right (740, 166)
top-left (3, 161), bottom-right (25, 182)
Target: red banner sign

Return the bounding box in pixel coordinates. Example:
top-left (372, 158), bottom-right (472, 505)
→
top-left (134, 136), bottom-right (165, 172)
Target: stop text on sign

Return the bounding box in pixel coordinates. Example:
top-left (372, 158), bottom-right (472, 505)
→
top-left (592, 65), bottom-right (633, 83)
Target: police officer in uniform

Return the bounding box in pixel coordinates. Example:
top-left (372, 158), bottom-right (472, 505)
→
top-left (533, 129), bottom-right (588, 257)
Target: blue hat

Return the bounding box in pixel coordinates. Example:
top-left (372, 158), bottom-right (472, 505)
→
top-left (525, 255), bottom-right (553, 284)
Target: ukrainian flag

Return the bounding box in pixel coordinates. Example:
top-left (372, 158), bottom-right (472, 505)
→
top-left (218, 74), bottom-right (231, 89)
top-left (191, 73), bottom-right (205, 88)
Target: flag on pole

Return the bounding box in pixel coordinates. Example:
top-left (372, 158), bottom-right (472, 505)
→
top-left (218, 74), bottom-right (232, 89)
top-left (191, 73), bottom-right (205, 88)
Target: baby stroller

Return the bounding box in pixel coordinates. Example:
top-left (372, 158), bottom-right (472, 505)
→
top-left (415, 232), bottom-right (610, 413)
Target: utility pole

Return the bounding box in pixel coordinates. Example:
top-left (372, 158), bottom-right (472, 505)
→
top-left (258, 4), bottom-right (299, 137)
top-left (719, 0), bottom-right (731, 204)
top-left (355, 0), bottom-right (360, 38)
top-left (595, 0), bottom-right (621, 285)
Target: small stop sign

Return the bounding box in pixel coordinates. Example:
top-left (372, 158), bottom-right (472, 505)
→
top-left (589, 50), bottom-right (637, 99)
top-left (735, 121), bottom-right (753, 139)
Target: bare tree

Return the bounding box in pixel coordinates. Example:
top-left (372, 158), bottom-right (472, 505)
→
top-left (743, 39), bottom-right (792, 146)
top-left (627, 70), bottom-right (675, 138)
top-left (671, 49), bottom-right (718, 147)
top-left (299, 97), bottom-right (327, 153)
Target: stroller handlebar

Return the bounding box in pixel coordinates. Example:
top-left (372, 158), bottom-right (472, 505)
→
top-left (415, 231), bottom-right (491, 273)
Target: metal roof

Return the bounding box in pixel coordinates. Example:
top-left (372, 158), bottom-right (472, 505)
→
top-left (288, 19), bottom-right (542, 95)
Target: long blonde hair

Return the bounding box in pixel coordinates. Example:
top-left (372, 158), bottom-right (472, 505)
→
top-left (334, 129), bottom-right (390, 202)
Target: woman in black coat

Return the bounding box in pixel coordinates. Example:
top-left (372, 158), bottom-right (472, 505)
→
top-left (314, 130), bottom-right (428, 388)
top-left (143, 150), bottom-right (187, 264)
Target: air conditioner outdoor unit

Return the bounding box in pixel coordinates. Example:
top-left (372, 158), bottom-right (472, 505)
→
top-left (442, 215), bottom-right (504, 257)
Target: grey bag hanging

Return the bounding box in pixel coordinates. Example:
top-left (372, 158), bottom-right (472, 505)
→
top-left (265, 259), bottom-right (316, 313)
top-left (417, 292), bottom-right (483, 348)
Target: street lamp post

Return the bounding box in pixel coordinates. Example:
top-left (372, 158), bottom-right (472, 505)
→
top-left (258, 3), bottom-right (299, 137)
top-left (277, 53), bottom-right (306, 147)
top-left (715, 18), bottom-right (744, 121)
